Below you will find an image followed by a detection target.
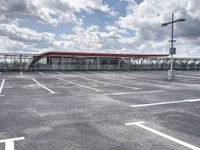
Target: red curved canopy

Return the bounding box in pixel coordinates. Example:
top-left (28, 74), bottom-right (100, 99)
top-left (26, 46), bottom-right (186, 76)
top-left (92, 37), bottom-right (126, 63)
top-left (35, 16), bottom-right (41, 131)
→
top-left (28, 51), bottom-right (168, 68)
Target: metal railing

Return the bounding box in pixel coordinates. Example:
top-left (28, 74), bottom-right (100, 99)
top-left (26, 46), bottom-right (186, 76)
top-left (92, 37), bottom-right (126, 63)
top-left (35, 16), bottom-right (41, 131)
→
top-left (0, 53), bottom-right (200, 71)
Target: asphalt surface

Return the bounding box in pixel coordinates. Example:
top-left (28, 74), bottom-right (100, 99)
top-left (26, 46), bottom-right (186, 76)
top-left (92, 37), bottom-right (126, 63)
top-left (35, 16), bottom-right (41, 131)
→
top-left (0, 71), bottom-right (200, 150)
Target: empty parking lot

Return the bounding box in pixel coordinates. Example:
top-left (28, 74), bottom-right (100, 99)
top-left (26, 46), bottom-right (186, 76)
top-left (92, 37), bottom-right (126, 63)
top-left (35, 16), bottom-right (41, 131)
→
top-left (0, 71), bottom-right (200, 150)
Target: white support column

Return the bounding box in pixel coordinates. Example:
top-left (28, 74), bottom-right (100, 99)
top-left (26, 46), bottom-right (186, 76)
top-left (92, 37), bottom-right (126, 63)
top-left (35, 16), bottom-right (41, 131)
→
top-left (118, 58), bottom-right (120, 70)
top-left (20, 54), bottom-right (23, 71)
top-left (97, 57), bottom-right (100, 71)
top-left (0, 137), bottom-right (25, 150)
top-left (4, 55), bottom-right (7, 71)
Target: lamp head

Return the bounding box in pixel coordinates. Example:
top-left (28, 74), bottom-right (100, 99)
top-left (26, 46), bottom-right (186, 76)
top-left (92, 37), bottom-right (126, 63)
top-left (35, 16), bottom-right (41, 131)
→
top-left (177, 18), bottom-right (186, 22)
top-left (161, 23), bottom-right (168, 26)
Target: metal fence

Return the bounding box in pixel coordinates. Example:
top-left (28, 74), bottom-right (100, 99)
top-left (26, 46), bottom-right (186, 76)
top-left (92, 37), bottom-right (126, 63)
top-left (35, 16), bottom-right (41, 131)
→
top-left (0, 53), bottom-right (200, 71)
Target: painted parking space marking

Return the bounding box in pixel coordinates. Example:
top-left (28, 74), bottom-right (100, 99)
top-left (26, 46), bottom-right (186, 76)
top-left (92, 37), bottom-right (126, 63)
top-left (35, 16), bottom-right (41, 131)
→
top-left (130, 98), bottom-right (200, 108)
top-left (124, 121), bottom-right (200, 150)
top-left (0, 137), bottom-right (25, 150)
top-left (39, 72), bottom-right (44, 75)
top-left (140, 82), bottom-right (173, 88)
top-left (177, 75), bottom-right (200, 79)
top-left (58, 77), bottom-right (102, 92)
top-left (119, 74), bottom-right (173, 88)
top-left (0, 79), bottom-right (5, 96)
top-left (33, 78), bottom-right (56, 94)
top-left (172, 82), bottom-right (200, 88)
top-left (73, 71), bottom-right (83, 75)
top-left (103, 90), bottom-right (164, 96)
top-left (80, 77), bottom-right (141, 90)
top-left (57, 72), bottom-right (64, 75)
top-left (124, 73), bottom-right (157, 80)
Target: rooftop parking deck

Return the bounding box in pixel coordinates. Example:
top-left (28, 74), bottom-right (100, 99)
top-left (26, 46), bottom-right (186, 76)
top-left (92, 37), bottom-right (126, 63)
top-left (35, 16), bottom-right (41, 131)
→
top-left (0, 71), bottom-right (200, 150)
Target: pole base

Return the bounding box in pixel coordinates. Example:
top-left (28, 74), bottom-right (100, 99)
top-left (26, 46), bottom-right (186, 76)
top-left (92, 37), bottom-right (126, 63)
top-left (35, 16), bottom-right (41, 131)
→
top-left (168, 70), bottom-right (175, 80)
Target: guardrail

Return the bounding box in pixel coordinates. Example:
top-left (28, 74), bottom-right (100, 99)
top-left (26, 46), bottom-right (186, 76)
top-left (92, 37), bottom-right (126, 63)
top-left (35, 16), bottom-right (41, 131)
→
top-left (0, 54), bottom-right (200, 71)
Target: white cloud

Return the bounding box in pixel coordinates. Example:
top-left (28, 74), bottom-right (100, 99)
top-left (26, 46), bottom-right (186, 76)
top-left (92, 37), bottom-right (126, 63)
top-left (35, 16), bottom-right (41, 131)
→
top-left (105, 25), bottom-right (127, 34)
top-left (53, 25), bottom-right (135, 53)
top-left (0, 24), bottom-right (54, 43)
top-left (0, 36), bottom-right (38, 53)
top-left (0, 23), bottom-right (128, 54)
top-left (100, 5), bottom-right (110, 12)
top-left (0, 0), bottom-right (116, 26)
top-left (0, 0), bottom-right (199, 57)
top-left (0, 23), bottom-right (56, 54)
top-left (116, 0), bottom-right (200, 57)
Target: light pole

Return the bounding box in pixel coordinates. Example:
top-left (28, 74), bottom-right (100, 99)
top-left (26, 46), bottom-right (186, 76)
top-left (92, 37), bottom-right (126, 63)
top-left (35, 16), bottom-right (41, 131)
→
top-left (161, 13), bottom-right (186, 80)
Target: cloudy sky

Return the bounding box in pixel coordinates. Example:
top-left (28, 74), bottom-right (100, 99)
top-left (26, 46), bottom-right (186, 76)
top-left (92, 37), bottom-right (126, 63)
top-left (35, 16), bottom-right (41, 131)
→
top-left (0, 0), bottom-right (199, 57)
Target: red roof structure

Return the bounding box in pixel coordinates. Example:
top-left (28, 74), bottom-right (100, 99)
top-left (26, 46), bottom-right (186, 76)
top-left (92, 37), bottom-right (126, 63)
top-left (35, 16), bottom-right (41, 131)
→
top-left (28, 51), bottom-right (169, 68)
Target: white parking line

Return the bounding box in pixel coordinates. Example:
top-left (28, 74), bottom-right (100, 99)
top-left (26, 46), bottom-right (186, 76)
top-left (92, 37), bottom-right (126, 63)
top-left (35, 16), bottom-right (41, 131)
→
top-left (119, 75), bottom-right (137, 79)
top-left (39, 72), bottom-right (44, 75)
top-left (124, 121), bottom-right (200, 150)
top-left (0, 79), bottom-right (5, 95)
top-left (125, 73), bottom-right (157, 80)
top-left (20, 72), bottom-right (23, 75)
top-left (57, 72), bottom-right (64, 75)
top-left (177, 75), bottom-right (200, 79)
top-left (33, 78), bottom-right (56, 94)
top-left (0, 137), bottom-right (25, 150)
top-left (141, 82), bottom-right (173, 89)
top-left (58, 77), bottom-right (102, 92)
top-left (80, 77), bottom-right (140, 90)
top-left (130, 98), bottom-right (200, 107)
top-left (110, 75), bottom-right (172, 89)
top-left (73, 71), bottom-right (83, 75)
top-left (103, 90), bottom-right (164, 96)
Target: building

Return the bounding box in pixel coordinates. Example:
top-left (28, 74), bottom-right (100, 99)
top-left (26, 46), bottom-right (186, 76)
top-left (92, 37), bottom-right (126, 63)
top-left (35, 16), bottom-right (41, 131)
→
top-left (0, 52), bottom-right (200, 71)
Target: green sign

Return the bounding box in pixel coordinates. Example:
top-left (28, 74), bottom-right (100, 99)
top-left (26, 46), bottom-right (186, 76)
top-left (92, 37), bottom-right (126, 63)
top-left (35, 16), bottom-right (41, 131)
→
top-left (170, 48), bottom-right (176, 55)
